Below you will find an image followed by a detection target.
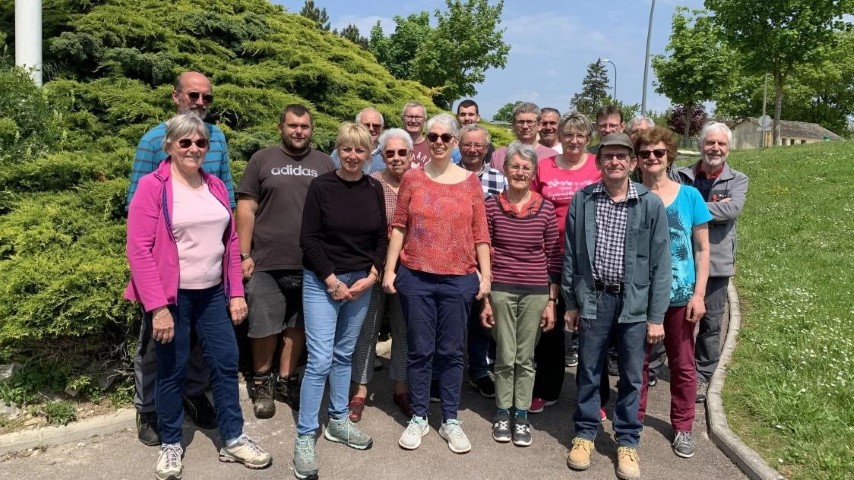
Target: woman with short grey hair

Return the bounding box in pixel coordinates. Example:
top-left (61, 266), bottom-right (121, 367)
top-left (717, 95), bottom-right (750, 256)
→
top-left (481, 141), bottom-right (561, 447)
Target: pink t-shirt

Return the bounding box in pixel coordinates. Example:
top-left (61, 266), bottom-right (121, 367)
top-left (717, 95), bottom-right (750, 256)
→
top-left (410, 140), bottom-right (431, 169)
top-left (531, 154), bottom-right (602, 245)
top-left (171, 180), bottom-right (230, 289)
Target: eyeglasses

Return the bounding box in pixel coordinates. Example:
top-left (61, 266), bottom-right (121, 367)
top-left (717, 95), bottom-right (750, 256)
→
top-left (363, 123), bottom-right (383, 130)
top-left (600, 153), bottom-right (632, 162)
top-left (515, 120), bottom-right (538, 127)
top-left (460, 142), bottom-right (486, 149)
top-left (177, 138), bottom-right (209, 149)
top-left (637, 149), bottom-right (667, 160)
top-left (507, 165), bottom-right (533, 173)
top-left (562, 132), bottom-right (588, 140)
top-left (184, 91), bottom-right (214, 103)
top-left (404, 115), bottom-right (424, 121)
top-left (384, 149), bottom-right (409, 158)
top-left (426, 132), bottom-right (454, 143)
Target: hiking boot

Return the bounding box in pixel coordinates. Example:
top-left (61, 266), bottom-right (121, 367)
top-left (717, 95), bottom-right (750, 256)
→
top-left (324, 416), bottom-right (373, 450)
top-left (438, 419), bottom-right (471, 454)
top-left (469, 375), bottom-right (496, 398)
top-left (398, 415), bottom-right (429, 450)
top-left (219, 433), bottom-right (272, 469)
top-left (616, 446), bottom-right (641, 479)
top-left (567, 437), bottom-right (593, 470)
top-left (293, 434), bottom-right (318, 480)
top-left (672, 430), bottom-right (696, 458)
top-left (348, 396), bottom-right (366, 423)
top-left (512, 416), bottom-right (532, 447)
top-left (155, 443), bottom-right (183, 480)
top-left (276, 372), bottom-right (301, 411)
top-left (252, 373), bottom-right (276, 419)
top-left (565, 350), bottom-right (579, 367)
top-left (392, 392), bottom-right (413, 418)
top-left (492, 411), bottom-right (511, 443)
top-left (136, 411), bottom-right (160, 446)
top-left (183, 394), bottom-right (217, 430)
top-left (696, 378), bottom-right (708, 403)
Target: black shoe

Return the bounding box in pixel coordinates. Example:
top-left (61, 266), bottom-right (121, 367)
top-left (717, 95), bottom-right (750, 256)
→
top-left (253, 372), bottom-right (276, 419)
top-left (276, 372), bottom-right (301, 411)
top-left (565, 351), bottom-right (579, 367)
top-left (492, 411), bottom-right (511, 442)
top-left (512, 416), bottom-right (532, 447)
top-left (183, 393), bottom-right (217, 429)
top-left (648, 376), bottom-right (658, 387)
top-left (608, 355), bottom-right (620, 377)
top-left (136, 411), bottom-right (161, 446)
top-left (469, 375), bottom-right (496, 398)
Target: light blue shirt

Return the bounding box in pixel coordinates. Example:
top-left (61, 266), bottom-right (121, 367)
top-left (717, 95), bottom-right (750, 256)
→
top-left (666, 185), bottom-right (713, 305)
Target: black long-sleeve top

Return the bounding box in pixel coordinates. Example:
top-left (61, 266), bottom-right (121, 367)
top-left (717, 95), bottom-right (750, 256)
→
top-left (299, 171), bottom-right (388, 280)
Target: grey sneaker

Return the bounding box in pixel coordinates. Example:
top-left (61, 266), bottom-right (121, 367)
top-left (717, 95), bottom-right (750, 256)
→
top-left (293, 434), bottom-right (318, 480)
top-left (492, 411), bottom-right (511, 443)
top-left (218, 433), bottom-right (272, 469)
top-left (438, 419), bottom-right (471, 454)
top-left (398, 415), bottom-right (429, 450)
top-left (565, 350), bottom-right (579, 367)
top-left (672, 431), bottom-right (696, 458)
top-left (512, 417), bottom-right (532, 447)
top-left (252, 373), bottom-right (276, 419)
top-left (696, 378), bottom-right (709, 403)
top-left (324, 416), bottom-right (373, 450)
top-left (155, 443), bottom-right (183, 480)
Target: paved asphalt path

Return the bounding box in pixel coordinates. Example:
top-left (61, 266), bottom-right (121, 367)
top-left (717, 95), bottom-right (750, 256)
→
top-left (0, 335), bottom-right (745, 480)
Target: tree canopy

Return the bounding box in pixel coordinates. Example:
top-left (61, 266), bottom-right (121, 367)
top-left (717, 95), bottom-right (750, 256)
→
top-left (569, 61), bottom-right (610, 119)
top-left (368, 0), bottom-right (510, 109)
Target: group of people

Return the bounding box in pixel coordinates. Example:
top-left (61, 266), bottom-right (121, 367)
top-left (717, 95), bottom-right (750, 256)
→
top-left (124, 71), bottom-right (748, 480)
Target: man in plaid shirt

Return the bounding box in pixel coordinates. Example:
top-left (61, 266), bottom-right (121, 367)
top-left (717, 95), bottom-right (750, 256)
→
top-left (562, 133), bottom-right (671, 480)
top-left (459, 124), bottom-right (507, 198)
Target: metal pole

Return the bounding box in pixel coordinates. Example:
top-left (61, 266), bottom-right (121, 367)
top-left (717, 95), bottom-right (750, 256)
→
top-left (761, 73), bottom-right (768, 147)
top-left (641, 0), bottom-right (656, 115)
top-left (15, 0), bottom-right (43, 86)
top-left (601, 58), bottom-right (617, 102)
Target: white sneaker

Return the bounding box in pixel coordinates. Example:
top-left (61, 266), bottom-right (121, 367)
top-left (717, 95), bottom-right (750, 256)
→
top-left (155, 443), bottom-right (183, 480)
top-left (398, 416), bottom-right (429, 450)
top-left (439, 419), bottom-right (471, 454)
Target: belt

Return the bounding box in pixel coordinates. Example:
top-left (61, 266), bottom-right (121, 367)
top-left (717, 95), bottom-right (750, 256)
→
top-left (594, 281), bottom-right (622, 293)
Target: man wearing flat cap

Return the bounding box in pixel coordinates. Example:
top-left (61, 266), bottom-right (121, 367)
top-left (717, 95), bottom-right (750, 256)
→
top-left (562, 133), bottom-right (671, 480)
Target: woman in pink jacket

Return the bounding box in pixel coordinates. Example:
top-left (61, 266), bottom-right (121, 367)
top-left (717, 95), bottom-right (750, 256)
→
top-left (125, 114), bottom-right (270, 480)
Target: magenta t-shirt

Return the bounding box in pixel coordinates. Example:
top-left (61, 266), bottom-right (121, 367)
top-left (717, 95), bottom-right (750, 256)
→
top-left (531, 154), bottom-right (601, 248)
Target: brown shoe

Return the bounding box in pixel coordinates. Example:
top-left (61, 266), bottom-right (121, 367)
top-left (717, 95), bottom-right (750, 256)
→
top-left (566, 437), bottom-right (594, 470)
top-left (616, 446), bottom-right (641, 480)
top-left (392, 392), bottom-right (413, 418)
top-left (348, 397), bottom-right (366, 423)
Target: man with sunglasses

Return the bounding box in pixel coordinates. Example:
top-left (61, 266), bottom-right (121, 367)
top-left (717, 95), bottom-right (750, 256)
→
top-left (563, 133), bottom-right (670, 480)
top-left (125, 71), bottom-right (234, 446)
top-left (491, 102), bottom-right (558, 169)
top-left (331, 107), bottom-right (386, 174)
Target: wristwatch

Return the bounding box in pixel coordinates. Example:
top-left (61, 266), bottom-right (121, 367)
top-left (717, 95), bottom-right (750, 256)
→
top-left (240, 253), bottom-right (251, 261)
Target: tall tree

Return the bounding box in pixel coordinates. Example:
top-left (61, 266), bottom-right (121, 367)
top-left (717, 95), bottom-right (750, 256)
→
top-left (299, 0), bottom-right (330, 31)
top-left (569, 60), bottom-right (610, 118)
top-left (368, 0), bottom-right (510, 109)
top-left (705, 0), bottom-right (854, 145)
top-left (337, 24), bottom-right (368, 49)
top-left (652, 7), bottom-right (732, 145)
top-left (492, 100), bottom-right (521, 122)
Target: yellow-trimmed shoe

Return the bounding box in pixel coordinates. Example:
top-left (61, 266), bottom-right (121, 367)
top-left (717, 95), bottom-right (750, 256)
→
top-left (566, 437), bottom-right (594, 470)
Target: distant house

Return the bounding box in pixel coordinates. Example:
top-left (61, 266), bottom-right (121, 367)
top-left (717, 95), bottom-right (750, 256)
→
top-left (731, 118), bottom-right (843, 149)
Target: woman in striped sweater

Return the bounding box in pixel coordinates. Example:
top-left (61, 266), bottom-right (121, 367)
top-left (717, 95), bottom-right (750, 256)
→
top-left (480, 142), bottom-right (562, 447)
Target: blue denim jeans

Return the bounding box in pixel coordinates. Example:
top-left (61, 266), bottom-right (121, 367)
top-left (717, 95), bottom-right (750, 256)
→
top-left (574, 290), bottom-right (646, 447)
top-left (396, 266), bottom-right (479, 422)
top-left (155, 284), bottom-right (243, 445)
top-left (297, 269), bottom-right (372, 436)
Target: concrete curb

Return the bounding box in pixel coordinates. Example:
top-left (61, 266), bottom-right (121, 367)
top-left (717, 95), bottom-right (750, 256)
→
top-left (0, 385), bottom-right (251, 456)
top-left (706, 283), bottom-right (785, 480)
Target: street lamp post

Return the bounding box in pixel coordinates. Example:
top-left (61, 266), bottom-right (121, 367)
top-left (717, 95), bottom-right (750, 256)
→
top-left (15, 0), bottom-right (43, 86)
top-left (641, 0), bottom-right (656, 115)
top-left (599, 58), bottom-right (617, 102)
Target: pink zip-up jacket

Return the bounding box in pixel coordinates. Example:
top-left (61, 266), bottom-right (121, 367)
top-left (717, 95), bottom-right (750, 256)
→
top-left (124, 159), bottom-right (243, 312)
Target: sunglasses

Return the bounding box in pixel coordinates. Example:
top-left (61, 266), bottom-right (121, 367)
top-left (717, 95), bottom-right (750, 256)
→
top-left (363, 123), bottom-right (383, 130)
top-left (384, 149), bottom-right (409, 158)
top-left (426, 132), bottom-right (454, 143)
top-left (177, 138), bottom-right (209, 149)
top-left (637, 149), bottom-right (667, 159)
top-left (185, 91), bottom-right (214, 103)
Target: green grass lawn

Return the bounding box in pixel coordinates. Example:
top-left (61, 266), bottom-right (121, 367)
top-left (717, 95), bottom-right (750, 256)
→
top-left (722, 141), bottom-right (854, 480)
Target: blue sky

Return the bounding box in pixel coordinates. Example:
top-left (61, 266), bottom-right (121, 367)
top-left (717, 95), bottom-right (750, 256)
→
top-left (273, 0), bottom-right (706, 119)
